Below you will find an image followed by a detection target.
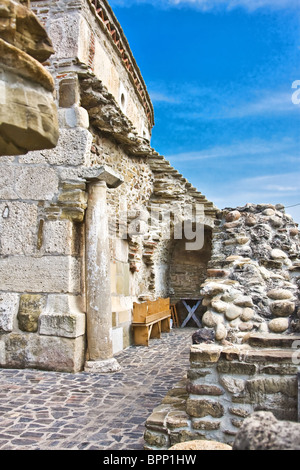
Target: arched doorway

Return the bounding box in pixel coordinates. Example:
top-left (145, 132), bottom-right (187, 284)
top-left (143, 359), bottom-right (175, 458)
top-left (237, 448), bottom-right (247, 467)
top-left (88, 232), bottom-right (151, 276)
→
top-left (168, 226), bottom-right (212, 326)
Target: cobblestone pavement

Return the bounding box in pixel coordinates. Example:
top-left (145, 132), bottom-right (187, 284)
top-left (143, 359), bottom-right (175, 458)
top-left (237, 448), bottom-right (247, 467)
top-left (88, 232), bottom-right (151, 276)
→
top-left (0, 328), bottom-right (196, 450)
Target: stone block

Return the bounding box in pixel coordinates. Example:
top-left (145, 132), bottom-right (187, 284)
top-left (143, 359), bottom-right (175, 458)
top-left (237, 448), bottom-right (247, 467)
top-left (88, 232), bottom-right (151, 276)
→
top-left (0, 164), bottom-right (18, 198)
top-left (43, 219), bottom-right (78, 255)
top-left (186, 381), bottom-right (224, 396)
top-left (0, 66), bottom-right (58, 155)
top-left (112, 326), bottom-right (123, 354)
top-left (48, 14), bottom-right (80, 60)
top-left (0, 293), bottom-right (19, 332)
top-left (116, 262), bottom-right (130, 296)
top-left (192, 418), bottom-right (221, 430)
top-left (0, 256), bottom-right (81, 293)
top-left (190, 344), bottom-right (222, 363)
top-left (17, 294), bottom-right (46, 332)
top-left (217, 361), bottom-right (257, 375)
top-left (59, 77), bottom-right (80, 108)
top-left (39, 128), bottom-right (92, 166)
top-left (14, 165), bottom-right (59, 200)
top-left (39, 294), bottom-right (85, 338)
top-left (0, 201), bottom-right (38, 255)
top-left (245, 377), bottom-right (297, 398)
top-left (1, 332), bottom-right (85, 372)
top-left (186, 398), bottom-right (225, 418)
top-left (144, 429), bottom-right (169, 449)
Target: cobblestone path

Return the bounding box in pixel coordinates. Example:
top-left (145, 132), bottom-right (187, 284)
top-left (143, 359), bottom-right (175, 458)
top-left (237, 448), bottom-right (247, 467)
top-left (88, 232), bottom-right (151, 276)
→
top-left (0, 328), bottom-right (195, 450)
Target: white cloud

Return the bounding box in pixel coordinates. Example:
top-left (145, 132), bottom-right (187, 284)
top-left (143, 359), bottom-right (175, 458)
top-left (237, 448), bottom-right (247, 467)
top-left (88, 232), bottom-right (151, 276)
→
top-left (110, 0), bottom-right (300, 11)
top-left (167, 137), bottom-right (299, 162)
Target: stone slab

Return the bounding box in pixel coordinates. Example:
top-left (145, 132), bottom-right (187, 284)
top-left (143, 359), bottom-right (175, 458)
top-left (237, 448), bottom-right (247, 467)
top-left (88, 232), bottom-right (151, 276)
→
top-left (0, 256), bottom-right (81, 293)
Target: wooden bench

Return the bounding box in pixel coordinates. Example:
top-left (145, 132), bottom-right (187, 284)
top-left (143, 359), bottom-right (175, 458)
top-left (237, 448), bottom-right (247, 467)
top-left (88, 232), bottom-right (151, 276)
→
top-left (132, 298), bottom-right (171, 346)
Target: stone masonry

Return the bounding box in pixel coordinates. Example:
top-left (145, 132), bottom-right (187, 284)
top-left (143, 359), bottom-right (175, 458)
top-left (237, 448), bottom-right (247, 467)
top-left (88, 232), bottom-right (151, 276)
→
top-left (0, 0), bottom-right (217, 373)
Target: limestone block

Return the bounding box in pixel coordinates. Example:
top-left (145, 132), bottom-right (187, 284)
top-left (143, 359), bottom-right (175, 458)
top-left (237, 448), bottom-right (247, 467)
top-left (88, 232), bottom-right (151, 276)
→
top-left (48, 14), bottom-right (80, 60)
top-left (0, 0), bottom-right (54, 62)
top-left (17, 294), bottom-right (46, 332)
top-left (64, 106), bottom-right (89, 129)
top-left (1, 332), bottom-right (85, 372)
top-left (39, 294), bottom-right (85, 338)
top-left (112, 327), bottom-right (123, 354)
top-left (0, 201), bottom-right (38, 255)
top-left (14, 165), bottom-right (59, 200)
top-left (0, 293), bottom-right (19, 332)
top-left (39, 128), bottom-right (92, 166)
top-left (0, 256), bottom-right (81, 293)
top-left (0, 164), bottom-right (18, 198)
top-left (0, 60), bottom-right (58, 155)
top-left (43, 219), bottom-right (78, 255)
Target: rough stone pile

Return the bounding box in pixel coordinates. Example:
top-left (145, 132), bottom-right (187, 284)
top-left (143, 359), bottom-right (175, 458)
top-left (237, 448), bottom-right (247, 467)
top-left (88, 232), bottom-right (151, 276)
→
top-left (200, 203), bottom-right (300, 342)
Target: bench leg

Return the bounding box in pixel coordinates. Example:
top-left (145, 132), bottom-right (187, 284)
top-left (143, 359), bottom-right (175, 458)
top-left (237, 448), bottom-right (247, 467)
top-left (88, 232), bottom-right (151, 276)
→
top-left (161, 317), bottom-right (170, 333)
top-left (133, 326), bottom-right (150, 346)
top-left (150, 321), bottom-right (161, 339)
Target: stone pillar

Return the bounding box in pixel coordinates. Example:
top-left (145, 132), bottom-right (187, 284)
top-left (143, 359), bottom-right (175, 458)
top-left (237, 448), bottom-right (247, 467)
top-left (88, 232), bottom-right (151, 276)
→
top-left (84, 180), bottom-right (121, 372)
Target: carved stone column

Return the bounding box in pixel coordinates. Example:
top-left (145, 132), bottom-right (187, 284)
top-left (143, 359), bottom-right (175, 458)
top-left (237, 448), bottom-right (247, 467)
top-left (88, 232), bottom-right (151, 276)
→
top-left (84, 167), bottom-right (123, 373)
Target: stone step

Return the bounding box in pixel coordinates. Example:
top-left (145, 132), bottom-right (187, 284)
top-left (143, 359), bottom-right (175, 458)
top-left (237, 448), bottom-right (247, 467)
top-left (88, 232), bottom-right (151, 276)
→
top-left (246, 333), bottom-right (300, 349)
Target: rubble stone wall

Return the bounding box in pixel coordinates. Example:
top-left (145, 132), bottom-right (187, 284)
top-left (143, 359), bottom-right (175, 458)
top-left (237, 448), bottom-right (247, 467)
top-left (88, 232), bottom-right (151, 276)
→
top-left (144, 337), bottom-right (300, 449)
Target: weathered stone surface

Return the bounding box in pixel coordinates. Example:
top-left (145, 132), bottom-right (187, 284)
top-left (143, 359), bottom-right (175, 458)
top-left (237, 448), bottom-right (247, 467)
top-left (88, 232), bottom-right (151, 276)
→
top-left (0, 40), bottom-right (58, 155)
top-left (268, 317), bottom-right (289, 333)
top-left (225, 304), bottom-right (243, 321)
top-left (267, 289), bottom-right (294, 300)
top-left (186, 381), bottom-right (224, 396)
top-left (225, 210), bottom-right (241, 222)
top-left (0, 0), bottom-right (54, 62)
top-left (192, 328), bottom-right (215, 344)
top-left (1, 332), bottom-right (85, 372)
top-left (190, 344), bottom-right (222, 363)
top-left (144, 430), bottom-right (169, 448)
top-left (17, 294), bottom-right (45, 332)
top-left (0, 293), bottom-right (19, 332)
top-left (220, 376), bottom-right (245, 394)
top-left (0, 256), bottom-right (81, 293)
top-left (170, 440), bottom-right (232, 450)
top-left (186, 398), bottom-right (225, 418)
top-left (215, 322), bottom-right (227, 340)
top-left (0, 202), bottom-right (38, 255)
top-left (233, 411), bottom-right (300, 450)
top-left (270, 300), bottom-right (295, 317)
top-left (14, 166), bottom-right (59, 200)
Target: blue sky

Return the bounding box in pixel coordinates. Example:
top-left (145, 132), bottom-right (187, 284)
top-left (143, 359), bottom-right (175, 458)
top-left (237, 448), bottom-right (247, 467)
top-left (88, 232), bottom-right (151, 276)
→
top-left (110, 0), bottom-right (300, 222)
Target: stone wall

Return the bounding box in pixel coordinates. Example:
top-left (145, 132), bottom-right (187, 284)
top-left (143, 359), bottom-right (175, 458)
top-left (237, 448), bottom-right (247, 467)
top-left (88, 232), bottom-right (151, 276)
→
top-left (0, 0), bottom-right (217, 371)
top-left (201, 203), bottom-right (300, 342)
top-left (144, 334), bottom-right (300, 449)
